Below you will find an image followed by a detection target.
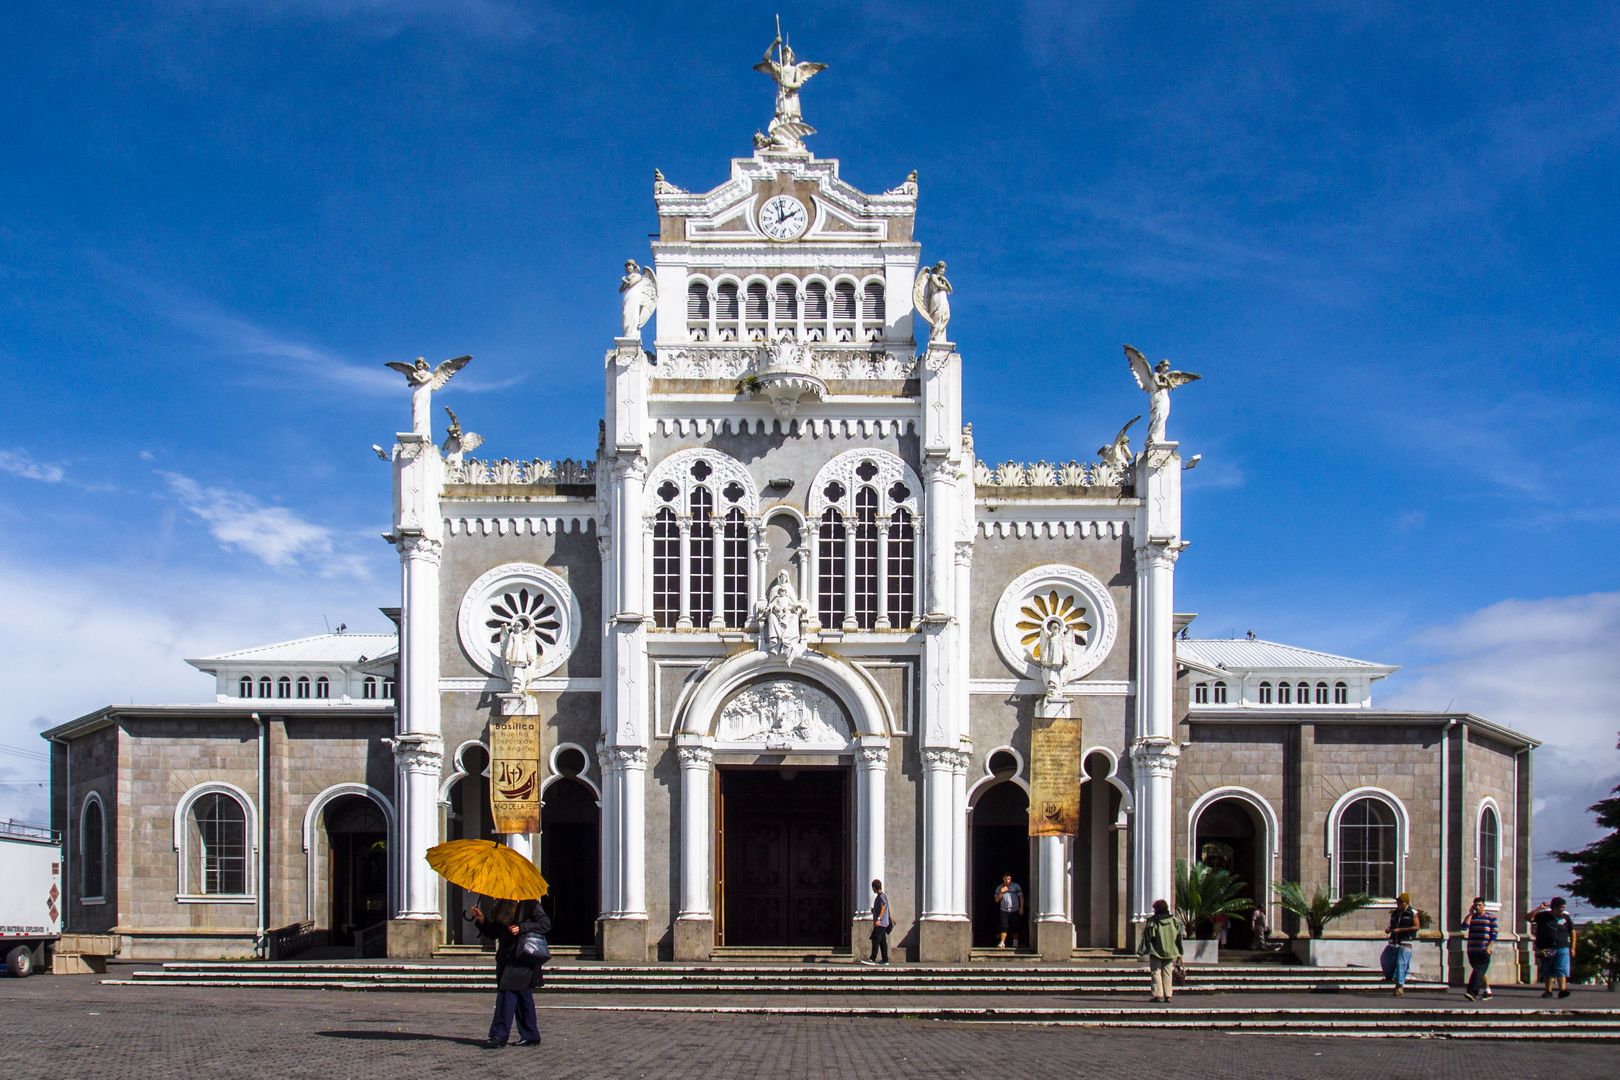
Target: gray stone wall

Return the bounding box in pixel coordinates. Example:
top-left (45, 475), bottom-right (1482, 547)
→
top-left (65, 725), bottom-right (119, 933)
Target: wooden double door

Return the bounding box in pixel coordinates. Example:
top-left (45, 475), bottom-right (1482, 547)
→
top-left (719, 767), bottom-right (850, 948)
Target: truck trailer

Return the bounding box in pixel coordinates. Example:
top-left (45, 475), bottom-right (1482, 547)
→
top-left (0, 820), bottom-right (62, 976)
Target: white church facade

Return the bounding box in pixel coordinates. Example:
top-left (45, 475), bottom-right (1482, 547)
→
top-left (45, 42), bottom-right (1537, 981)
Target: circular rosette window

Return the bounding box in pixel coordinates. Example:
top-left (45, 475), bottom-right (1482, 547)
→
top-left (991, 564), bottom-right (1118, 682)
top-left (456, 562), bottom-right (582, 680)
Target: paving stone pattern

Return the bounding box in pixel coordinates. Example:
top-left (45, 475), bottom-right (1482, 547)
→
top-left (2, 976), bottom-right (1617, 1080)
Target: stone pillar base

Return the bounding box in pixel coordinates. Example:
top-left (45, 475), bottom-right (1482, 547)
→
top-left (598, 916), bottom-right (649, 962)
top-left (916, 918), bottom-right (970, 964)
top-left (673, 916), bottom-right (713, 961)
top-left (1034, 917), bottom-right (1074, 963)
top-left (386, 918), bottom-right (441, 959)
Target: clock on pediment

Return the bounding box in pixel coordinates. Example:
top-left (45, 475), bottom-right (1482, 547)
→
top-left (758, 194), bottom-right (809, 241)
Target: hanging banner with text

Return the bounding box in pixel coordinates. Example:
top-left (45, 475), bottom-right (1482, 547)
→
top-left (1029, 712), bottom-right (1081, 837)
top-left (488, 716), bottom-right (541, 835)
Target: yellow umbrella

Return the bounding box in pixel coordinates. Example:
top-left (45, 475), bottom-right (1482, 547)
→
top-left (426, 839), bottom-right (548, 901)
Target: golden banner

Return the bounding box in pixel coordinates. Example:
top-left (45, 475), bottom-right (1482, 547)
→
top-left (488, 716), bottom-right (541, 835)
top-left (1029, 714), bottom-right (1081, 837)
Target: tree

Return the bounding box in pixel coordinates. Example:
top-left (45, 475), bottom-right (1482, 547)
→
top-left (1174, 859), bottom-right (1254, 938)
top-left (1572, 916), bottom-right (1620, 990)
top-left (1552, 782), bottom-right (1620, 910)
top-left (1272, 880), bottom-right (1377, 938)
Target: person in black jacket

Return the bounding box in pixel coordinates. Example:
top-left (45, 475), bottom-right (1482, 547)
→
top-left (470, 898), bottom-right (549, 1048)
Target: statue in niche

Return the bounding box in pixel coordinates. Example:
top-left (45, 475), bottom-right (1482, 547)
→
top-left (500, 613), bottom-right (543, 695)
top-left (1036, 612), bottom-right (1073, 699)
top-left (619, 261), bottom-right (658, 337)
top-left (912, 262), bottom-right (952, 343)
top-left (752, 28), bottom-right (827, 152)
top-left (385, 355), bottom-right (472, 437)
top-left (1125, 345), bottom-right (1201, 445)
top-left (758, 569), bottom-right (809, 665)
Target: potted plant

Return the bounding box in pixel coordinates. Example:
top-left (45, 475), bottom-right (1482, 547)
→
top-left (1272, 881), bottom-right (1377, 966)
top-left (1174, 860), bottom-right (1254, 963)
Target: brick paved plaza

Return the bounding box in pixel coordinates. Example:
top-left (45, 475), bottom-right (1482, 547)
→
top-left (2, 973), bottom-right (1615, 1080)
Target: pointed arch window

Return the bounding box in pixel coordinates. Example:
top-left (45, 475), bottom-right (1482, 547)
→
top-left (886, 508), bottom-right (915, 628)
top-left (722, 508), bottom-right (750, 629)
top-left (807, 452), bottom-right (921, 632)
top-left (644, 451), bottom-right (760, 631)
top-left (852, 486), bottom-right (880, 629)
top-left (818, 508), bottom-right (847, 628)
top-left (80, 794), bottom-right (105, 901)
top-left (652, 507), bottom-right (680, 628)
top-left (688, 485), bottom-right (716, 628)
top-left (1478, 805), bottom-right (1500, 904)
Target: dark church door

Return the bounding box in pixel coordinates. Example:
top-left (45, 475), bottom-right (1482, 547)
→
top-left (540, 777), bottom-right (600, 946)
top-left (326, 796), bottom-right (388, 947)
top-left (720, 768), bottom-right (848, 948)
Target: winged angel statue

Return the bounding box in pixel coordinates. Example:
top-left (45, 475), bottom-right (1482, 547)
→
top-left (912, 261), bottom-right (952, 344)
top-left (441, 407), bottom-right (483, 466)
top-left (1125, 345), bottom-right (1200, 444)
top-left (753, 27), bottom-right (828, 152)
top-left (620, 260), bottom-right (658, 338)
top-left (385, 355), bottom-right (472, 437)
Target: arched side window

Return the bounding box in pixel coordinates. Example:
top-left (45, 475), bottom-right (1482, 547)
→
top-left (1315, 681), bottom-right (1329, 704)
top-left (652, 507), bottom-right (679, 629)
top-left (1478, 803), bottom-right (1501, 904)
top-left (80, 793), bottom-right (105, 901)
top-left (807, 451), bottom-right (922, 632)
top-left (1213, 681), bottom-right (1228, 704)
top-left (1297, 681), bottom-right (1310, 704)
top-left (258, 676), bottom-right (272, 698)
top-left (315, 676), bottom-right (329, 699)
top-left (644, 450), bottom-right (761, 631)
top-left (1277, 682), bottom-right (1290, 705)
top-left (276, 675), bottom-right (291, 699)
top-left (363, 676), bottom-right (378, 699)
top-left (382, 676), bottom-right (395, 698)
top-left (296, 676), bottom-right (310, 699)
top-left (238, 675), bottom-right (252, 698)
top-left (1258, 681), bottom-right (1272, 704)
top-left (1335, 795), bottom-right (1401, 900)
top-left (1333, 681), bottom-right (1349, 704)
top-left (175, 784), bottom-right (255, 899)
top-left (1194, 682), bottom-right (1209, 704)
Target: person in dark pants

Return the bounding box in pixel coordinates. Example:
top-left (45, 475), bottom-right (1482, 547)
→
top-left (1461, 895), bottom-right (1497, 1002)
top-left (470, 898), bottom-right (550, 1048)
top-left (994, 874), bottom-right (1025, 948)
top-left (862, 879), bottom-right (892, 965)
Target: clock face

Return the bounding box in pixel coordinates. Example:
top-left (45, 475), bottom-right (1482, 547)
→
top-left (758, 194), bottom-right (809, 241)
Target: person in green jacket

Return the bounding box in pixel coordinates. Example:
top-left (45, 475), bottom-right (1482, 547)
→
top-left (1137, 898), bottom-right (1185, 1002)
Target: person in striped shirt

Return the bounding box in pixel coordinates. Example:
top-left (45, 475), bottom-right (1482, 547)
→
top-left (1461, 895), bottom-right (1498, 1002)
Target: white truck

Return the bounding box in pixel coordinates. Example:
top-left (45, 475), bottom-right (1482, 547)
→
top-left (0, 821), bottom-right (62, 977)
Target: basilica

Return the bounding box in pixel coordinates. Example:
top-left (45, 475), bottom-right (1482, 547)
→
top-left (45, 42), bottom-right (1537, 983)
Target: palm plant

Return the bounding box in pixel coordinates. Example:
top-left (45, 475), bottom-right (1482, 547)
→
top-left (1174, 859), bottom-right (1255, 937)
top-left (1272, 880), bottom-right (1376, 938)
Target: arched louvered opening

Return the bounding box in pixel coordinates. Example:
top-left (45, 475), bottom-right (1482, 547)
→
top-left (652, 507), bottom-right (679, 629)
top-left (745, 281), bottom-right (768, 340)
top-left (716, 282), bottom-right (740, 340)
top-left (687, 281), bottom-right (710, 341)
top-left (774, 279), bottom-right (798, 332)
top-left (818, 509), bottom-right (847, 628)
top-left (804, 281), bottom-right (828, 339)
top-left (862, 282), bottom-right (885, 339)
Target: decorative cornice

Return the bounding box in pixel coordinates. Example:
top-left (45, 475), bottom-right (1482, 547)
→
top-left (396, 535), bottom-right (443, 565)
top-left (443, 516), bottom-right (595, 538)
top-left (976, 459), bottom-right (1127, 489)
top-left (978, 519), bottom-right (1130, 540)
top-left (650, 416), bottom-right (917, 439)
top-left (445, 458), bottom-right (595, 486)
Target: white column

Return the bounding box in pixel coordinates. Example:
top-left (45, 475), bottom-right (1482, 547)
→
top-left (1037, 836), bottom-right (1069, 924)
top-left (951, 747), bottom-right (969, 918)
top-left (874, 515), bottom-right (891, 629)
top-left (1131, 738), bottom-right (1180, 919)
top-left (805, 528), bottom-right (821, 630)
top-left (395, 735), bottom-right (443, 919)
top-left (857, 745), bottom-right (889, 899)
top-left (596, 746), bottom-right (621, 917)
top-left (677, 745), bottom-right (713, 918)
top-left (676, 518), bottom-right (693, 629)
top-left (394, 526), bottom-right (444, 921)
top-left (921, 748), bottom-right (956, 918)
top-left (613, 745), bottom-right (648, 918)
top-left (841, 521), bottom-right (858, 631)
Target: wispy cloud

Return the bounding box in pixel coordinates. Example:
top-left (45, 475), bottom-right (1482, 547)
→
top-left (0, 450), bottom-right (66, 484)
top-left (161, 299), bottom-right (400, 395)
top-left (163, 472), bottom-right (335, 567)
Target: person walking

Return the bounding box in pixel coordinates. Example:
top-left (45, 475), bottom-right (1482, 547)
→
top-left (1461, 895), bottom-right (1497, 1002)
top-left (1248, 905), bottom-right (1273, 951)
top-left (862, 878), bottom-right (892, 965)
top-left (1529, 897), bottom-right (1577, 999)
top-left (470, 898), bottom-right (550, 1048)
top-left (994, 874), bottom-right (1025, 949)
top-left (1136, 898), bottom-right (1184, 1003)
top-left (1381, 892), bottom-right (1419, 996)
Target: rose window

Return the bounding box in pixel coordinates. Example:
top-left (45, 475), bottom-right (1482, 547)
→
top-left (1016, 591), bottom-right (1092, 662)
top-left (485, 587), bottom-right (561, 656)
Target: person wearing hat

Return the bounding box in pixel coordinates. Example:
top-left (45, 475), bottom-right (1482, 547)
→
top-left (1381, 892), bottom-right (1419, 995)
top-left (1528, 898), bottom-right (1577, 998)
top-left (1136, 898), bottom-right (1184, 1003)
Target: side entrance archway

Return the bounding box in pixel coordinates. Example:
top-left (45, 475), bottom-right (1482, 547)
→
top-left (970, 769), bottom-right (1031, 948)
top-left (1191, 795), bottom-right (1266, 947)
top-left (718, 767), bottom-right (849, 948)
top-left (540, 750), bottom-right (600, 947)
top-left (324, 795), bottom-right (388, 947)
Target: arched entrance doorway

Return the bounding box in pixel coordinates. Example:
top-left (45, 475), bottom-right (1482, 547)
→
top-left (325, 795), bottom-right (388, 947)
top-left (970, 757), bottom-right (1031, 948)
top-left (718, 766), bottom-right (849, 948)
top-left (1193, 796), bottom-right (1261, 947)
top-left (1073, 752), bottom-right (1122, 948)
top-left (445, 744), bottom-right (496, 947)
top-left (540, 747), bottom-right (600, 947)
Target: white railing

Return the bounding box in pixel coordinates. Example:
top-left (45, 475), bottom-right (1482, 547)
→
top-left (445, 458), bottom-right (596, 486)
top-left (974, 459), bottom-right (1129, 489)
top-left (655, 344), bottom-right (917, 381)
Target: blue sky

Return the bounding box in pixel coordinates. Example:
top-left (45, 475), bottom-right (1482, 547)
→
top-left (1, 1), bottom-right (1616, 907)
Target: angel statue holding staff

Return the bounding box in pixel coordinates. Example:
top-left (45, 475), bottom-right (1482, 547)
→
top-left (620, 260), bottom-right (658, 338)
top-left (1125, 344), bottom-right (1201, 445)
top-left (913, 261), bottom-right (952, 343)
top-left (753, 25), bottom-right (827, 151)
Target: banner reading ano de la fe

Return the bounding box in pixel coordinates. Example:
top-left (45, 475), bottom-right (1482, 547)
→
top-left (489, 716), bottom-right (541, 835)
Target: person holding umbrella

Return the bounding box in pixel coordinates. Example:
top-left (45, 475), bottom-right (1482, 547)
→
top-left (427, 838), bottom-right (551, 1049)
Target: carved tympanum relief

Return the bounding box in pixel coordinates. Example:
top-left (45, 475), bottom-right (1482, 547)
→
top-left (457, 563), bottom-right (582, 684)
top-left (991, 564), bottom-right (1119, 694)
top-left (716, 679), bottom-right (850, 748)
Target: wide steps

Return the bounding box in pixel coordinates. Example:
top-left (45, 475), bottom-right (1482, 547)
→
top-left (109, 960), bottom-right (1444, 995)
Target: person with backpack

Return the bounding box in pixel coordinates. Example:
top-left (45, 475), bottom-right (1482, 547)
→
top-left (1381, 892), bottom-right (1419, 996)
top-left (1136, 898), bottom-right (1184, 1003)
top-left (470, 898), bottom-right (551, 1048)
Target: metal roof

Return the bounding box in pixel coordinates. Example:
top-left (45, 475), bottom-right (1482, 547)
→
top-left (1176, 637), bottom-right (1395, 672)
top-left (186, 633), bottom-right (398, 669)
